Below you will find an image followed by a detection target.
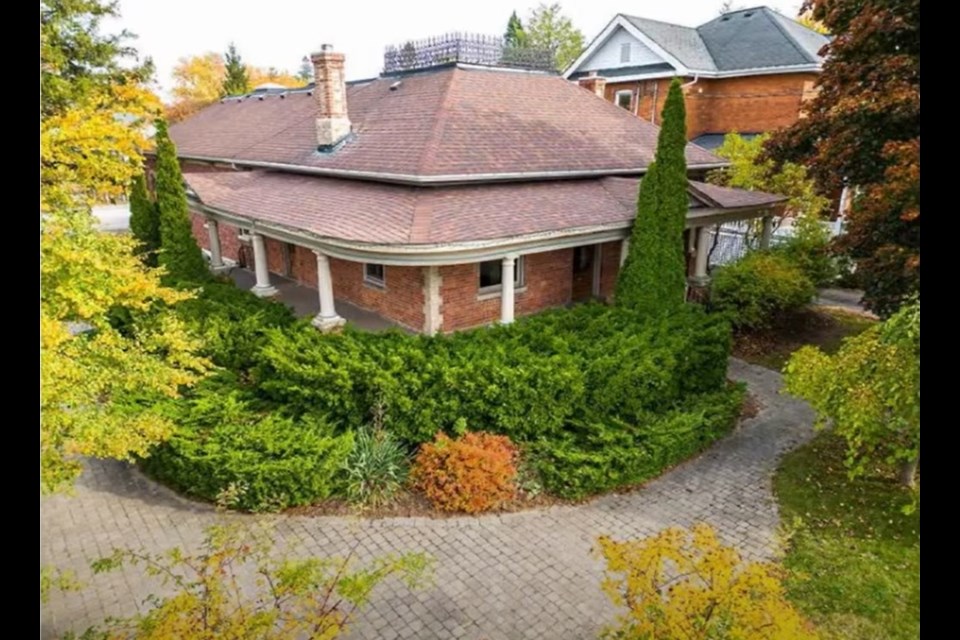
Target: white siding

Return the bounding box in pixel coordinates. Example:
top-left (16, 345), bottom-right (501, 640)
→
top-left (579, 27), bottom-right (663, 71)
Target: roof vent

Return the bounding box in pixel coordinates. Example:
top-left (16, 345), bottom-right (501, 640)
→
top-left (720, 15), bottom-right (731, 21)
top-left (257, 95), bottom-right (265, 101)
top-left (743, 11), bottom-right (754, 17)
top-left (389, 80), bottom-right (402, 91)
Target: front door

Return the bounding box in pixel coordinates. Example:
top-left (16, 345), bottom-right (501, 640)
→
top-left (571, 246), bottom-right (595, 303)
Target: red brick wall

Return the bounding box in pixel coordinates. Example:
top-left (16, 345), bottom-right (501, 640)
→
top-left (598, 240), bottom-right (622, 301)
top-left (189, 211), bottom-right (243, 263)
top-left (604, 73), bottom-right (817, 139)
top-left (440, 248), bottom-right (574, 332)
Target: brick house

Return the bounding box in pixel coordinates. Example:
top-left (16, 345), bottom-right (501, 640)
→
top-left (169, 41), bottom-right (783, 334)
top-left (563, 6), bottom-right (828, 147)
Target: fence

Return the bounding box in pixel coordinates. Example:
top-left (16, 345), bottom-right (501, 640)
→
top-left (383, 33), bottom-right (555, 74)
top-left (706, 217), bottom-right (845, 269)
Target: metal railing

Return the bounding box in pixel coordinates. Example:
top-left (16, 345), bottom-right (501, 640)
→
top-left (383, 33), bottom-right (555, 73)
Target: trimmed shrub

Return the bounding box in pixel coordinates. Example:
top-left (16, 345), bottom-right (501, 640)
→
top-left (711, 252), bottom-right (815, 330)
top-left (773, 212), bottom-right (838, 287)
top-left (142, 385), bottom-right (352, 511)
top-left (412, 432), bottom-right (519, 513)
top-left (344, 426), bottom-right (410, 508)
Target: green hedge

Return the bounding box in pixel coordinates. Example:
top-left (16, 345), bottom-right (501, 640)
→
top-left (149, 294), bottom-right (741, 509)
top-left (142, 382), bottom-right (352, 511)
top-left (711, 252), bottom-right (816, 330)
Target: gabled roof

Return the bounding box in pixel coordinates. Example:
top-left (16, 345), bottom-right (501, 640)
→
top-left (566, 6), bottom-right (829, 78)
top-left (169, 65), bottom-right (722, 183)
top-left (186, 169), bottom-right (784, 247)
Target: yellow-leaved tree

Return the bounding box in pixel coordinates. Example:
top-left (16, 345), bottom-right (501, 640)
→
top-left (40, 0), bottom-right (209, 493)
top-left (597, 523), bottom-right (818, 640)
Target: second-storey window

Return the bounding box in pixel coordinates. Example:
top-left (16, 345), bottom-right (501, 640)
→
top-left (615, 90), bottom-right (633, 111)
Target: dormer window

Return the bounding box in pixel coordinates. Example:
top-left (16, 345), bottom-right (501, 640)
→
top-left (620, 42), bottom-right (631, 63)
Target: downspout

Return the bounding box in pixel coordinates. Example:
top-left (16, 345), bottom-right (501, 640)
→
top-left (650, 81), bottom-right (659, 124)
top-left (681, 73), bottom-right (700, 89)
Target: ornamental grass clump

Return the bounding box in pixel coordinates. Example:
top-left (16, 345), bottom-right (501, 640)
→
top-left (344, 424), bottom-right (410, 509)
top-left (412, 431), bottom-right (519, 514)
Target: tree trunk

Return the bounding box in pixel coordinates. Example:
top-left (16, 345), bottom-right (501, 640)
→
top-left (899, 452), bottom-right (919, 488)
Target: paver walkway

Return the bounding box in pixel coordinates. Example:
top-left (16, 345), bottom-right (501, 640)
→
top-left (40, 360), bottom-right (814, 639)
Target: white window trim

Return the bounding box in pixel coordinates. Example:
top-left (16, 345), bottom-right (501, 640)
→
top-left (363, 263), bottom-right (386, 288)
top-left (477, 256), bottom-right (526, 298)
top-left (620, 42), bottom-right (631, 63)
top-left (615, 89), bottom-right (633, 110)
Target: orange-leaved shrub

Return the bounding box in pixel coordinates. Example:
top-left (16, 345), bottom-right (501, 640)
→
top-left (412, 431), bottom-right (519, 513)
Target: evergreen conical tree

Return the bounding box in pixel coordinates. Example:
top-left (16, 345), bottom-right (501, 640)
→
top-left (128, 171), bottom-right (160, 267)
top-left (221, 43), bottom-right (249, 96)
top-left (504, 11), bottom-right (527, 47)
top-left (154, 119), bottom-right (210, 283)
top-left (615, 78), bottom-right (689, 313)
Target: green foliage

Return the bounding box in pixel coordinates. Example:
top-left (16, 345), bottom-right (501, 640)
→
top-left (81, 522), bottom-right (432, 639)
top-left (176, 280), bottom-right (295, 370)
top-left (772, 212), bottom-right (837, 287)
top-left (128, 171), bottom-right (159, 266)
top-left (775, 434), bottom-right (919, 640)
top-left (221, 42), bottom-right (249, 96)
top-left (784, 300), bottom-right (919, 490)
top-left (154, 119), bottom-right (210, 284)
top-left (344, 420), bottom-right (410, 508)
top-left (616, 78), bottom-right (688, 314)
top-left (504, 10), bottom-right (527, 46)
top-left (524, 3), bottom-right (585, 71)
top-left (142, 384), bottom-right (353, 511)
top-left (711, 252), bottom-right (816, 330)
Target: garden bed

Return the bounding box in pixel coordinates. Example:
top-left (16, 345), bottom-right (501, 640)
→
top-left (139, 282), bottom-right (745, 515)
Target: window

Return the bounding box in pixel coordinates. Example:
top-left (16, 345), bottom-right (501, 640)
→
top-left (364, 263), bottom-right (385, 287)
top-left (478, 257), bottom-right (524, 293)
top-left (620, 42), bottom-right (631, 63)
top-left (615, 90), bottom-right (633, 111)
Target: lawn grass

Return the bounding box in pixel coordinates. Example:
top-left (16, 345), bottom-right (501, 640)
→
top-left (733, 307), bottom-right (877, 371)
top-left (774, 434), bottom-right (920, 640)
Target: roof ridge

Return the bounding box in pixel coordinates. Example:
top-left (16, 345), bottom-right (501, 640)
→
top-left (416, 68), bottom-right (461, 176)
top-left (619, 13), bottom-right (698, 31)
top-left (759, 7), bottom-right (818, 63)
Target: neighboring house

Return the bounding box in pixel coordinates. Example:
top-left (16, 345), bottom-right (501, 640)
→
top-left (564, 6), bottom-right (828, 147)
top-left (167, 38), bottom-right (784, 334)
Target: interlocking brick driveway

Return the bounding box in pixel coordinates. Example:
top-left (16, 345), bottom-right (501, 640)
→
top-left (40, 360), bottom-right (814, 639)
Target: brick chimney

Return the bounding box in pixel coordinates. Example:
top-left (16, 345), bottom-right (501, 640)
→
top-left (578, 72), bottom-right (607, 99)
top-left (310, 44), bottom-right (351, 150)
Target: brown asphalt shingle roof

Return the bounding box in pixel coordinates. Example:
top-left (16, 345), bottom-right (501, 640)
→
top-left (170, 66), bottom-right (721, 178)
top-left (186, 171), bottom-right (783, 245)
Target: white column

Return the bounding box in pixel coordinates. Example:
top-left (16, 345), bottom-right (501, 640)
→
top-left (311, 251), bottom-right (345, 331)
top-left (500, 255), bottom-right (516, 325)
top-left (693, 226), bottom-right (711, 281)
top-left (249, 233), bottom-right (278, 297)
top-left (422, 266), bottom-right (443, 336)
top-left (205, 218), bottom-right (228, 273)
top-left (619, 238), bottom-right (630, 267)
top-left (591, 244), bottom-right (603, 298)
top-left (759, 215), bottom-right (774, 250)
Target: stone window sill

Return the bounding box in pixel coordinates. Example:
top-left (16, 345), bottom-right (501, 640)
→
top-left (476, 286), bottom-right (527, 302)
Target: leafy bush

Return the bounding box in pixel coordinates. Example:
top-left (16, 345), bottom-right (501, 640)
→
top-left (412, 432), bottom-right (519, 513)
top-left (142, 384), bottom-right (353, 511)
top-left (598, 523), bottom-right (817, 639)
top-left (773, 212), bottom-right (838, 287)
top-left (711, 252), bottom-right (816, 330)
top-left (344, 425), bottom-right (410, 508)
top-left (177, 279), bottom-right (294, 370)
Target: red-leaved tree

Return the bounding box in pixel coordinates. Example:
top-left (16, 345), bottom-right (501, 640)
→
top-left (766, 0), bottom-right (919, 317)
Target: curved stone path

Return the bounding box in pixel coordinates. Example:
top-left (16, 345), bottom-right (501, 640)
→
top-left (40, 360), bottom-right (814, 639)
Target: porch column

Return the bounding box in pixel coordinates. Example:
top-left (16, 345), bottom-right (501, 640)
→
top-left (249, 232), bottom-right (278, 297)
top-left (759, 215), bottom-right (774, 250)
top-left (591, 243), bottom-right (603, 297)
top-left (422, 266), bottom-right (443, 336)
top-left (500, 255), bottom-right (517, 325)
top-left (311, 251), bottom-right (345, 331)
top-left (205, 218), bottom-right (228, 274)
top-left (619, 238), bottom-right (630, 267)
top-left (693, 226), bottom-right (712, 282)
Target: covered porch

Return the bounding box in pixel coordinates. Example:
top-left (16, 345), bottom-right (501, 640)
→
top-left (228, 268), bottom-right (405, 333)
